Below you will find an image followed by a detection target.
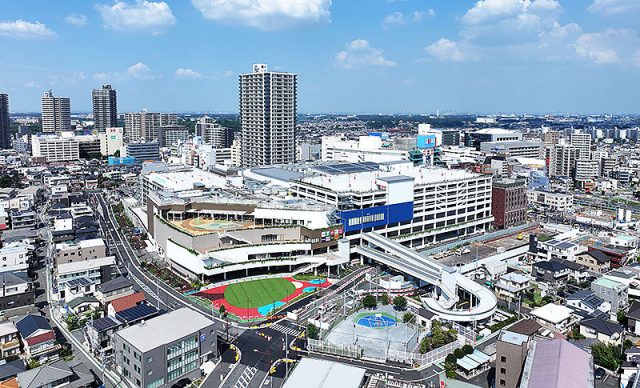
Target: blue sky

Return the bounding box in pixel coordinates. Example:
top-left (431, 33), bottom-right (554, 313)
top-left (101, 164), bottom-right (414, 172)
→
top-left (0, 0), bottom-right (639, 114)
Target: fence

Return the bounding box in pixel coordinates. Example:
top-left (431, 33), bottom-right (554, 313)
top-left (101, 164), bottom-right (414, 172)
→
top-left (386, 338), bottom-right (464, 366)
top-left (307, 338), bottom-right (362, 359)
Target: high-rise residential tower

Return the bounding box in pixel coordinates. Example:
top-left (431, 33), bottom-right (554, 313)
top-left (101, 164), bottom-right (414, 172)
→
top-left (92, 84), bottom-right (117, 131)
top-left (0, 93), bottom-right (9, 149)
top-left (41, 90), bottom-right (70, 133)
top-left (240, 64), bottom-right (296, 167)
top-left (124, 111), bottom-right (176, 142)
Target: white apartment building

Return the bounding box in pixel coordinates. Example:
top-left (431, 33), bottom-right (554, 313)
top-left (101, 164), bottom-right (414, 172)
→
top-left (31, 135), bottom-right (79, 162)
top-left (571, 132), bottom-right (592, 160)
top-left (548, 142), bottom-right (574, 177)
top-left (92, 84), bottom-right (117, 131)
top-left (0, 241), bottom-right (30, 273)
top-left (41, 90), bottom-right (70, 133)
top-left (240, 64), bottom-right (296, 167)
top-left (527, 190), bottom-right (574, 211)
top-left (100, 127), bottom-right (124, 156)
top-left (321, 135), bottom-right (410, 163)
top-left (575, 159), bottom-right (600, 180)
top-left (289, 162), bottom-right (494, 249)
top-left (231, 138), bottom-right (241, 167)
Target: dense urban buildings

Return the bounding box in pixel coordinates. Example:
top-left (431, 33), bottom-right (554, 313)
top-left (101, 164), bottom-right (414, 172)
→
top-left (91, 84), bottom-right (117, 131)
top-left (240, 63), bottom-right (296, 167)
top-left (196, 116), bottom-right (233, 148)
top-left (40, 90), bottom-right (70, 133)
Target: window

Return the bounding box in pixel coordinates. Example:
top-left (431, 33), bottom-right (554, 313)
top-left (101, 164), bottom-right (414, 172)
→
top-left (500, 368), bottom-right (506, 375)
top-left (147, 357), bottom-right (153, 363)
top-left (500, 356), bottom-right (506, 363)
top-left (147, 370), bottom-right (153, 376)
top-left (499, 379), bottom-right (506, 386)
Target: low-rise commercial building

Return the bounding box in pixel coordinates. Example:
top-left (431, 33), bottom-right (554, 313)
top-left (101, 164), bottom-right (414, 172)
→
top-left (113, 308), bottom-right (217, 388)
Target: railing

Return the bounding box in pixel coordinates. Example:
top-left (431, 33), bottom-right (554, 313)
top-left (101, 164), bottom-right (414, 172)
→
top-left (307, 338), bottom-right (362, 359)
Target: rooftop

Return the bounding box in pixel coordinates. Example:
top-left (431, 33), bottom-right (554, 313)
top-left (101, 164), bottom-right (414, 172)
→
top-left (116, 308), bottom-right (214, 353)
top-left (530, 304), bottom-right (573, 324)
top-left (282, 358), bottom-right (366, 388)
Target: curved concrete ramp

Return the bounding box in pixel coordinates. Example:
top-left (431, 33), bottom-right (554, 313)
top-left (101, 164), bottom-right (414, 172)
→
top-left (359, 232), bottom-right (497, 322)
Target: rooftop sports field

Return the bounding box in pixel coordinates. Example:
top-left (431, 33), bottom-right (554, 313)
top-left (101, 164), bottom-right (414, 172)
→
top-left (224, 278), bottom-right (296, 308)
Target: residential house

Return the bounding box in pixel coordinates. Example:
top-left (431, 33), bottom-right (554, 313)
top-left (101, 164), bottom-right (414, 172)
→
top-left (61, 277), bottom-right (96, 303)
top-left (16, 360), bottom-right (94, 388)
top-left (66, 296), bottom-right (100, 315)
top-left (530, 304), bottom-right (576, 333)
top-left (621, 346), bottom-right (640, 388)
top-left (85, 316), bottom-right (122, 358)
top-left (550, 258), bottom-right (587, 282)
top-left (532, 261), bottom-right (570, 286)
top-left (0, 273), bottom-right (34, 311)
top-left (15, 315), bottom-right (59, 363)
top-left (107, 292), bottom-right (146, 317)
top-left (566, 289), bottom-right (611, 318)
top-left (53, 238), bottom-right (106, 266)
top-left (0, 323), bottom-right (20, 359)
top-left (626, 301), bottom-right (640, 336)
top-left (579, 318), bottom-right (623, 345)
top-left (575, 251), bottom-right (611, 272)
top-left (494, 272), bottom-right (531, 302)
top-left (95, 277), bottom-right (134, 305)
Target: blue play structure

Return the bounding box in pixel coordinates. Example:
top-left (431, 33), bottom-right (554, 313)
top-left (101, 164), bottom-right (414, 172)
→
top-left (309, 279), bottom-right (326, 285)
top-left (357, 314), bottom-right (397, 328)
top-left (303, 286), bottom-right (317, 293)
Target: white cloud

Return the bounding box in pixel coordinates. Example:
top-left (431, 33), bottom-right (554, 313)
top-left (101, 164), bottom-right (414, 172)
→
top-left (382, 12), bottom-right (405, 28)
top-left (175, 68), bottom-right (202, 79)
top-left (588, 0), bottom-right (640, 15)
top-left (462, 0), bottom-right (524, 25)
top-left (126, 62), bottom-right (151, 78)
top-left (425, 39), bottom-right (471, 62)
top-left (98, 0), bottom-right (175, 34)
top-left (191, 0), bottom-right (331, 31)
top-left (413, 9), bottom-right (435, 22)
top-left (335, 39), bottom-right (397, 69)
top-left (0, 19), bottom-right (56, 38)
top-left (574, 28), bottom-right (640, 65)
top-left (65, 14), bottom-right (88, 27)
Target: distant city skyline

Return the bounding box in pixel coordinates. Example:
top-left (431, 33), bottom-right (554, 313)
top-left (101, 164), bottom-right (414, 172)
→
top-left (0, 1), bottom-right (639, 114)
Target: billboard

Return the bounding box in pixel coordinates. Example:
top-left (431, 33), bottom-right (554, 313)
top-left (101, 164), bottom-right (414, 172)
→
top-left (339, 202), bottom-right (413, 233)
top-left (416, 134), bottom-right (437, 149)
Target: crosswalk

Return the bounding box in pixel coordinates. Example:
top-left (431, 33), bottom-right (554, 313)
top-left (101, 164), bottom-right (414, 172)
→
top-left (270, 323), bottom-right (304, 338)
top-left (233, 366), bottom-right (257, 388)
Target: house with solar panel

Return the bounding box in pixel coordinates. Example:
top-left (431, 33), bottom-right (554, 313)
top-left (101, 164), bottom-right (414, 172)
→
top-left (15, 315), bottom-right (59, 363)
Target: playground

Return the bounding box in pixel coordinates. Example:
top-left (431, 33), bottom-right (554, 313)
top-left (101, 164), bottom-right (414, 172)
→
top-left (325, 304), bottom-right (419, 360)
top-left (170, 217), bottom-right (254, 235)
top-left (193, 276), bottom-right (331, 320)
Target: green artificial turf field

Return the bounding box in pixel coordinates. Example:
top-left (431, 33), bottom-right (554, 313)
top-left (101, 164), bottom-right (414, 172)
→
top-left (224, 278), bottom-right (296, 308)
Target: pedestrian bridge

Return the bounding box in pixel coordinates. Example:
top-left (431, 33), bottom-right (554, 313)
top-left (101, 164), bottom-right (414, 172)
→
top-left (356, 232), bottom-right (497, 322)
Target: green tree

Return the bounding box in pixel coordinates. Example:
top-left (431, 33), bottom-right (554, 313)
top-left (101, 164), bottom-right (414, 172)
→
top-left (617, 310), bottom-right (626, 325)
top-left (463, 344), bottom-right (474, 355)
top-left (380, 293), bottom-right (390, 305)
top-left (362, 294), bottom-right (377, 309)
top-left (419, 336), bottom-right (432, 354)
top-left (445, 353), bottom-right (457, 364)
top-left (444, 360), bottom-right (457, 378)
top-left (454, 348), bottom-right (466, 359)
top-left (27, 359), bottom-right (40, 370)
top-left (393, 295), bottom-right (407, 310)
top-left (591, 343), bottom-right (623, 371)
top-left (402, 312), bottom-right (414, 324)
top-left (307, 323), bottom-right (320, 340)
top-left (219, 304), bottom-right (227, 317)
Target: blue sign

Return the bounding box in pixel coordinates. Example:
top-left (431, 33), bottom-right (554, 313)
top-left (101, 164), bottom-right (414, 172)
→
top-left (200, 334), bottom-right (206, 343)
top-left (339, 202), bottom-right (414, 232)
top-left (417, 135), bottom-right (437, 149)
